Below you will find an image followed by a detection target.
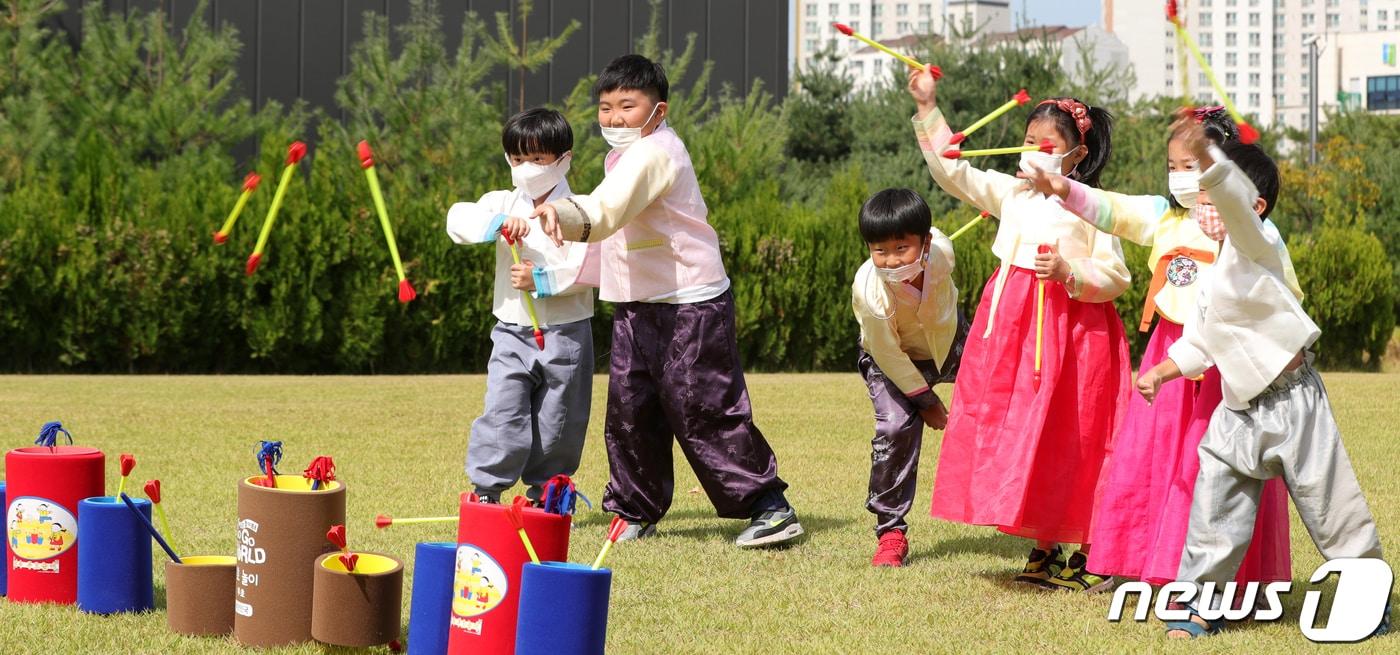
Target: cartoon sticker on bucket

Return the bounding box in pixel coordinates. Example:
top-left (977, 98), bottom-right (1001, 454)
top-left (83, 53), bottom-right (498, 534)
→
top-left (452, 545), bottom-right (506, 618)
top-left (7, 496), bottom-right (76, 561)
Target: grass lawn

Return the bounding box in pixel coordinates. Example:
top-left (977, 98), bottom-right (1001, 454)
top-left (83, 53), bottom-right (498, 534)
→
top-left (0, 373), bottom-right (1396, 654)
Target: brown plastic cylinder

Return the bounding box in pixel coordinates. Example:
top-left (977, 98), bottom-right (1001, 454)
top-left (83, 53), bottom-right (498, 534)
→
top-left (311, 552), bottom-right (404, 647)
top-left (165, 556), bottom-right (236, 636)
top-left (234, 475), bottom-right (346, 647)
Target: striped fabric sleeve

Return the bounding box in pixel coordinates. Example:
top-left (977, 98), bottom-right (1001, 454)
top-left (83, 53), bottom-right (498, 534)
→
top-left (1064, 228), bottom-right (1132, 303)
top-left (529, 241), bottom-right (595, 299)
top-left (1058, 179), bottom-right (1167, 247)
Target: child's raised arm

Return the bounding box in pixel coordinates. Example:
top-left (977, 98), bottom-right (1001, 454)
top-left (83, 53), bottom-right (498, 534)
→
top-left (908, 68), bottom-right (1023, 216)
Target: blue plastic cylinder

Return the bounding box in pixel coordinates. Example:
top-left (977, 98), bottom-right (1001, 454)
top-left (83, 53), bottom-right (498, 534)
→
top-left (76, 496), bottom-right (154, 614)
top-left (1, 481), bottom-right (6, 597)
top-left (514, 562), bottom-right (611, 655)
top-left (408, 542), bottom-right (457, 655)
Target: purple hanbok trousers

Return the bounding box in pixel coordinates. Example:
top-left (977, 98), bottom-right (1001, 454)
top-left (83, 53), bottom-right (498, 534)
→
top-left (600, 290), bottom-right (789, 523)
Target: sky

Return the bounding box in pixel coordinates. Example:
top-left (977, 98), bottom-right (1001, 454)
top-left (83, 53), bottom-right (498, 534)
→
top-left (1015, 0), bottom-right (1102, 28)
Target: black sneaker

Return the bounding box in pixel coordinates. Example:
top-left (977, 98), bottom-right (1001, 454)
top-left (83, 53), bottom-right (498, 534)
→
top-left (735, 507), bottom-right (804, 548)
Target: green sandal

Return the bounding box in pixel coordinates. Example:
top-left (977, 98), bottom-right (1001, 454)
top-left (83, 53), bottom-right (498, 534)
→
top-left (1012, 545), bottom-right (1067, 585)
top-left (1041, 551), bottom-right (1114, 593)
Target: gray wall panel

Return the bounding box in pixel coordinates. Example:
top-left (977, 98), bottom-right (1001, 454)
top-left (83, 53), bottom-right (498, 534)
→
top-left (56, 0), bottom-right (788, 119)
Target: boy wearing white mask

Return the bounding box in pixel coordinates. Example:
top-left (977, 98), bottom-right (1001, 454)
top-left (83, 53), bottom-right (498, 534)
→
top-left (1022, 107), bottom-right (1293, 604)
top-left (851, 189), bottom-right (965, 567)
top-left (512, 54), bottom-right (803, 548)
top-left (445, 108), bottom-right (596, 504)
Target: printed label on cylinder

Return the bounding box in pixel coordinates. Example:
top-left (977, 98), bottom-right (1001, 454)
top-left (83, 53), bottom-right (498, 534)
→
top-left (7, 496), bottom-right (76, 565)
top-left (452, 544), bottom-right (506, 622)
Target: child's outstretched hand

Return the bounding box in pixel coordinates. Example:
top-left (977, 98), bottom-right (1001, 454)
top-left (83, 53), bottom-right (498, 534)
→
top-left (1017, 166), bottom-right (1070, 200)
top-left (907, 64), bottom-right (939, 116)
top-left (530, 202), bottom-right (564, 247)
top-left (1136, 359), bottom-right (1184, 405)
top-left (509, 259), bottom-right (536, 291)
top-left (501, 216), bottom-right (530, 242)
top-left (1033, 240), bottom-right (1070, 283)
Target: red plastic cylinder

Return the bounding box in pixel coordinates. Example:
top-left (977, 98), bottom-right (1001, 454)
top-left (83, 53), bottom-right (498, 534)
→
top-left (446, 498), bottom-right (570, 655)
top-left (4, 446), bottom-right (105, 604)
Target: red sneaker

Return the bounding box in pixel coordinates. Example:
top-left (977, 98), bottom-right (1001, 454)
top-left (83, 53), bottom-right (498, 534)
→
top-left (872, 530), bottom-right (909, 567)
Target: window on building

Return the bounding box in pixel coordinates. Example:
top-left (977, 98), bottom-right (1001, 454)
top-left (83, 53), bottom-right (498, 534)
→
top-left (1227, 52), bottom-right (1239, 66)
top-left (1303, 73), bottom-right (1311, 87)
top-left (1227, 72), bottom-right (1238, 86)
top-left (1274, 54), bottom-right (1284, 68)
top-left (806, 21), bottom-right (817, 33)
top-left (1250, 12), bottom-right (1260, 26)
top-left (853, 60), bottom-right (865, 74)
top-left (897, 20), bottom-right (911, 32)
top-left (920, 3), bottom-right (933, 16)
top-left (806, 38), bottom-right (818, 52)
top-left (829, 3), bottom-right (839, 16)
top-left (1275, 73), bottom-right (1285, 87)
top-left (918, 20), bottom-right (929, 32)
top-left (1368, 75), bottom-right (1400, 109)
top-left (1275, 93), bottom-right (1285, 106)
top-left (873, 22), bottom-right (882, 36)
top-left (1249, 52), bottom-right (1261, 67)
top-left (851, 20), bottom-right (860, 32)
top-left (1274, 33), bottom-right (1285, 47)
top-left (1327, 13), bottom-right (1340, 28)
top-left (874, 4), bottom-right (883, 16)
top-left (806, 3), bottom-right (817, 16)
top-left (1250, 72), bottom-right (1261, 87)
top-left (897, 3), bottom-right (909, 16)
top-left (1200, 73), bottom-right (1210, 87)
top-left (1328, 0), bottom-right (1340, 6)
top-left (1250, 0), bottom-right (1260, 6)
top-left (850, 3), bottom-right (860, 15)
top-left (1201, 0), bottom-right (1212, 5)
top-left (1202, 33), bottom-right (1214, 46)
top-left (1250, 32), bottom-right (1260, 46)
top-left (1200, 12), bottom-right (1213, 26)
top-left (1227, 0), bottom-right (1236, 5)
top-left (1302, 53), bottom-right (1310, 67)
top-left (1383, 10), bottom-right (1391, 22)
top-left (1227, 12), bottom-right (1237, 26)
top-left (1249, 92), bottom-right (1261, 106)
top-left (1227, 32), bottom-right (1238, 46)
top-left (1275, 14), bottom-right (1285, 28)
top-left (1303, 13), bottom-right (1316, 27)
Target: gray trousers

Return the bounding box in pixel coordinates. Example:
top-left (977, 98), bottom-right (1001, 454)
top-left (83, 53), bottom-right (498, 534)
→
top-left (467, 318), bottom-right (593, 501)
top-left (1178, 356), bottom-right (1383, 584)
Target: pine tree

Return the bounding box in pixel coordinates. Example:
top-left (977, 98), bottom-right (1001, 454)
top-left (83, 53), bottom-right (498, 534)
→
top-left (480, 0), bottom-right (579, 113)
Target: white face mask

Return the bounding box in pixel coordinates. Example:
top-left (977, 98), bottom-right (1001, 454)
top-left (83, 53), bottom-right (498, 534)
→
top-left (1168, 170), bottom-right (1201, 207)
top-left (508, 152), bottom-right (572, 200)
top-left (1019, 150), bottom-right (1066, 177)
top-left (876, 244), bottom-right (928, 284)
top-left (599, 103), bottom-right (661, 150)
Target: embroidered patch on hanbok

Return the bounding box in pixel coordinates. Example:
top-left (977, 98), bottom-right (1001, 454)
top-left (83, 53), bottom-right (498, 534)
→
top-left (1166, 255), bottom-right (1199, 287)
